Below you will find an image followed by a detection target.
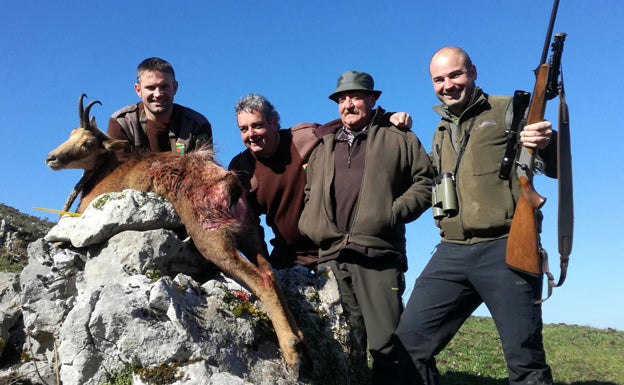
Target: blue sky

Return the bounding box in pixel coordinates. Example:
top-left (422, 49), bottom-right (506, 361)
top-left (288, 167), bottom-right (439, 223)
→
top-left (1, 1), bottom-right (622, 331)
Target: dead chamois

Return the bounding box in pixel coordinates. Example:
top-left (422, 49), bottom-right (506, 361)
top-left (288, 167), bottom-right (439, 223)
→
top-left (45, 94), bottom-right (303, 367)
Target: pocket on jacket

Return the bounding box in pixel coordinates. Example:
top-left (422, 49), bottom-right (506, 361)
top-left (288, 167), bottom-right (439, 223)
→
top-left (469, 127), bottom-right (506, 176)
top-left (461, 171), bottom-right (514, 230)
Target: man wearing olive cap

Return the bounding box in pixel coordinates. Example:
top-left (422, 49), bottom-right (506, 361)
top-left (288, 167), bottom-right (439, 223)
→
top-left (299, 70), bottom-right (434, 384)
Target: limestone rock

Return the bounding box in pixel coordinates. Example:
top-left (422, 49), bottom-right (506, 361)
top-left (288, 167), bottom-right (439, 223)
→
top-left (44, 190), bottom-right (183, 247)
top-left (0, 190), bottom-right (367, 385)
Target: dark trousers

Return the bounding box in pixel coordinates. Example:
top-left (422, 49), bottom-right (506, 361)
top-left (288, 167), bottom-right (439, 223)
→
top-left (324, 252), bottom-right (406, 384)
top-left (395, 238), bottom-right (553, 385)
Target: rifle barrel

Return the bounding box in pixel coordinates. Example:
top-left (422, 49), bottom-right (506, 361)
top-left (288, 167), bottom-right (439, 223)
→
top-left (540, 0), bottom-right (561, 65)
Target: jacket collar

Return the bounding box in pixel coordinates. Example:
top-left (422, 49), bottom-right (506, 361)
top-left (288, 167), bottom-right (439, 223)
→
top-left (433, 88), bottom-right (489, 128)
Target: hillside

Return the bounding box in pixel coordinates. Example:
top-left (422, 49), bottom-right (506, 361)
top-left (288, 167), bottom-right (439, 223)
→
top-left (0, 203), bottom-right (54, 272)
top-left (437, 316), bottom-right (623, 384)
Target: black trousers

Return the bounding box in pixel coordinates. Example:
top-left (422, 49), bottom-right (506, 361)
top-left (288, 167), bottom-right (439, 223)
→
top-left (395, 238), bottom-right (553, 385)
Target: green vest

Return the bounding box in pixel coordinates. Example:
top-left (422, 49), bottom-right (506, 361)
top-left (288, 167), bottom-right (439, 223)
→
top-left (431, 91), bottom-right (519, 244)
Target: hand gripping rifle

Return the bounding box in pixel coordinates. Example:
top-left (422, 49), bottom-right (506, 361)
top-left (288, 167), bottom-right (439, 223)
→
top-left (506, 0), bottom-right (573, 301)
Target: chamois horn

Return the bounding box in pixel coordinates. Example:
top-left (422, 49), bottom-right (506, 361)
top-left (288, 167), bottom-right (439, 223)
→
top-left (83, 99), bottom-right (102, 132)
top-left (78, 93), bottom-right (87, 128)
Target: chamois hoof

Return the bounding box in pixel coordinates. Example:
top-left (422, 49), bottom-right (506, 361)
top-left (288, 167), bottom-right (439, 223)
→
top-left (293, 333), bottom-right (315, 375)
top-left (283, 349), bottom-right (301, 369)
top-left (280, 335), bottom-right (303, 368)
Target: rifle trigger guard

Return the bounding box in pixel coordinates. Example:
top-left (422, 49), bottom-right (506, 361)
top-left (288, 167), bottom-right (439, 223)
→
top-left (534, 247), bottom-right (554, 304)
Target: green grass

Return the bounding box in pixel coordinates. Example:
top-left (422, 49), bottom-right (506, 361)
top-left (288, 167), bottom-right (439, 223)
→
top-left (101, 361), bottom-right (137, 385)
top-left (437, 316), bottom-right (623, 385)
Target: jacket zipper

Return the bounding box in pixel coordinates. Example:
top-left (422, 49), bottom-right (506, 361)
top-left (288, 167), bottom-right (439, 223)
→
top-left (344, 108), bottom-right (379, 243)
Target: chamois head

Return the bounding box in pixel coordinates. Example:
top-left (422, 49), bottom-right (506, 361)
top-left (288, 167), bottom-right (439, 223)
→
top-left (46, 94), bottom-right (129, 171)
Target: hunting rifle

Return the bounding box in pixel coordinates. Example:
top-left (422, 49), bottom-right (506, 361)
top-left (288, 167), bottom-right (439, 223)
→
top-left (506, 0), bottom-right (572, 300)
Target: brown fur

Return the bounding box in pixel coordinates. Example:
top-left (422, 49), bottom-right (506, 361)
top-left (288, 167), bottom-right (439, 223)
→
top-left (45, 95), bottom-right (303, 367)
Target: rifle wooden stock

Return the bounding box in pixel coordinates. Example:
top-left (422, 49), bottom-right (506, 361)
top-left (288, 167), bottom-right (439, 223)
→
top-left (506, 64), bottom-right (550, 276)
top-left (507, 174), bottom-right (547, 276)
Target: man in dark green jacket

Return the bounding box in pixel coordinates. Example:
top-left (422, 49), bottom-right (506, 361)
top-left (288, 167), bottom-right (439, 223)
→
top-left (395, 46), bottom-right (556, 385)
top-left (299, 70), bottom-right (433, 384)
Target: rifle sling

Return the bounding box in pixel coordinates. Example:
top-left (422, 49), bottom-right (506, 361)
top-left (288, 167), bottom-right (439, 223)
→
top-left (555, 87), bottom-right (573, 288)
top-left (536, 90), bottom-right (572, 303)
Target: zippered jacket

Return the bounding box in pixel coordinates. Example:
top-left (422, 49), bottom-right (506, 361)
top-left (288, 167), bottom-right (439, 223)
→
top-left (299, 107), bottom-right (434, 261)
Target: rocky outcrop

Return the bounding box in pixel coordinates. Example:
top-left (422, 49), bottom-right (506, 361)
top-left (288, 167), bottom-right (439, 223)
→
top-left (0, 219), bottom-right (17, 251)
top-left (0, 190), bottom-right (368, 385)
top-left (0, 204), bottom-right (54, 251)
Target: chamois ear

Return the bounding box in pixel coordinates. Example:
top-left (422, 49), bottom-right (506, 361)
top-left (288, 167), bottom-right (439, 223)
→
top-left (103, 139), bottom-right (130, 152)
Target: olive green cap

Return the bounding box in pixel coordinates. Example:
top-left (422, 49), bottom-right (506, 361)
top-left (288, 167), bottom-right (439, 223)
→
top-left (329, 70), bottom-right (382, 102)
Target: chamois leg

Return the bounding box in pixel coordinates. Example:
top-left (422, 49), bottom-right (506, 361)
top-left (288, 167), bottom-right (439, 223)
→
top-left (189, 229), bottom-right (302, 367)
top-left (228, 189), bottom-right (304, 348)
top-left (237, 233), bottom-right (304, 343)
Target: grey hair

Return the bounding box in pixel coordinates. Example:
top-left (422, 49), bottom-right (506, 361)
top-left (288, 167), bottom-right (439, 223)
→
top-left (136, 57), bottom-right (175, 82)
top-left (235, 93), bottom-right (280, 126)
